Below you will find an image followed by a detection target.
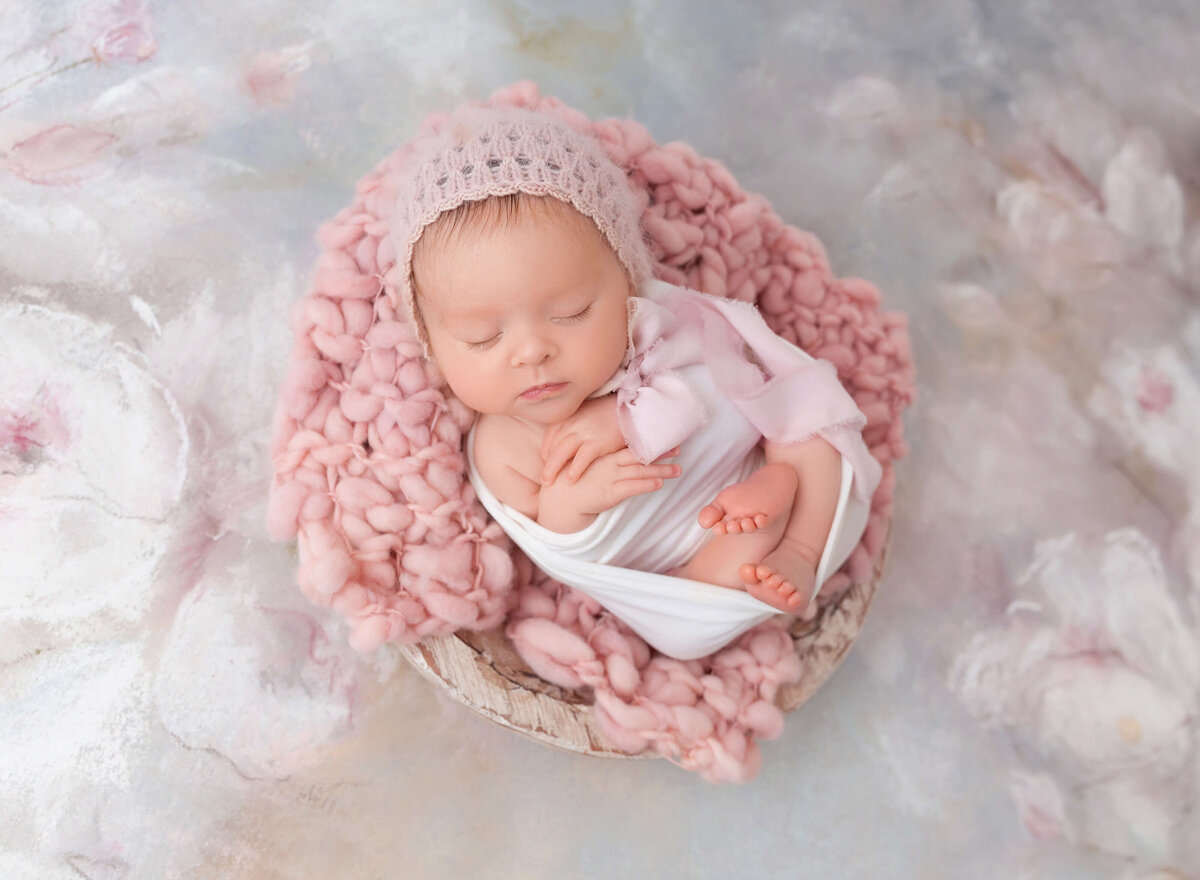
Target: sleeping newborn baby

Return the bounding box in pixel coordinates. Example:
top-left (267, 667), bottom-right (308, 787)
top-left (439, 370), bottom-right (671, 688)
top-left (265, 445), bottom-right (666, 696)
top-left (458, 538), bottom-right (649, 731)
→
top-left (389, 106), bottom-right (881, 659)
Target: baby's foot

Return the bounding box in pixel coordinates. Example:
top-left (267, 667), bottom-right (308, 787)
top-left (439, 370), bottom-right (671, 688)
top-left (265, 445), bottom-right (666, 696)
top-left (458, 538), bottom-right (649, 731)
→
top-left (698, 463), bottom-right (798, 536)
top-left (738, 538), bottom-right (820, 616)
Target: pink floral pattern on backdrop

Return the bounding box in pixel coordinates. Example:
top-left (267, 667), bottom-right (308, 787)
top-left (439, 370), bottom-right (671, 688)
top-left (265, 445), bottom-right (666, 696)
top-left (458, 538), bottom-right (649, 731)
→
top-left (5, 2), bottom-right (1199, 875)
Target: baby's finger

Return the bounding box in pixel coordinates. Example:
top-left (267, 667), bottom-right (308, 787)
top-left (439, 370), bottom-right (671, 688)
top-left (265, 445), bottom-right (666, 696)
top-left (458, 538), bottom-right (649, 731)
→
top-left (540, 426), bottom-right (580, 464)
top-left (541, 436), bottom-right (584, 484)
top-left (539, 425), bottom-right (562, 460)
top-left (609, 477), bottom-right (666, 504)
top-left (621, 462), bottom-right (680, 481)
top-left (654, 446), bottom-right (682, 462)
top-left (613, 445), bottom-right (680, 467)
top-left (565, 446), bottom-right (601, 483)
top-left (611, 447), bottom-right (640, 466)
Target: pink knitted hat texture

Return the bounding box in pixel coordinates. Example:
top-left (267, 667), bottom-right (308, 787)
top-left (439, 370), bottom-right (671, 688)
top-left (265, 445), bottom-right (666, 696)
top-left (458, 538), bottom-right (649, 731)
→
top-left (389, 105), bottom-right (655, 346)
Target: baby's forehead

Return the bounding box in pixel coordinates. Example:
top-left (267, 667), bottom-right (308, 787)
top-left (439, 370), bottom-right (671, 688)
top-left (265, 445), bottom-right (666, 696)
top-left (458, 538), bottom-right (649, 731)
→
top-left (416, 203), bottom-right (615, 300)
top-left (425, 283), bottom-right (582, 323)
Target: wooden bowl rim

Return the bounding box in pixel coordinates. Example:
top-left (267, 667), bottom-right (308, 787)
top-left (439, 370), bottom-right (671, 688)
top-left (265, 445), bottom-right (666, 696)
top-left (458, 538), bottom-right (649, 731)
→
top-left (398, 524), bottom-right (890, 759)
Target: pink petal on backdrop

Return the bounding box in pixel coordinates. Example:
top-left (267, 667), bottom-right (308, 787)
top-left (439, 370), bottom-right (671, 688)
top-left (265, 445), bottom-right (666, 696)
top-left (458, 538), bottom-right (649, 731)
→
top-left (1136, 366), bottom-right (1175, 413)
top-left (1008, 770), bottom-right (1072, 840)
top-left (89, 0), bottom-right (156, 63)
top-left (3, 124), bottom-right (117, 185)
top-left (0, 388), bottom-right (72, 472)
top-left (243, 43), bottom-right (315, 108)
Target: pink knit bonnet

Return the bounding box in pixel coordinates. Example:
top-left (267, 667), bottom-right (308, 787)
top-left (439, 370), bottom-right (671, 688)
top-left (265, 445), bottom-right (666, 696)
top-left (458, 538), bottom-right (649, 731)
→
top-left (388, 105), bottom-right (656, 346)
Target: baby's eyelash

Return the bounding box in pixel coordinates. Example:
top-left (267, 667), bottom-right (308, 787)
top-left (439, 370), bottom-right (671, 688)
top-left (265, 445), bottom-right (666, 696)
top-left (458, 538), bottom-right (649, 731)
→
top-left (557, 305), bottom-right (591, 323)
top-left (466, 335), bottom-right (500, 351)
top-left (464, 306), bottom-right (589, 350)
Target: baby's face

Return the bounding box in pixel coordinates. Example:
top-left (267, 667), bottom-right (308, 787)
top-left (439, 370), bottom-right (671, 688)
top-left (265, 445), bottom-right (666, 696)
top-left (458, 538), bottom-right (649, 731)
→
top-left (415, 200), bottom-right (632, 428)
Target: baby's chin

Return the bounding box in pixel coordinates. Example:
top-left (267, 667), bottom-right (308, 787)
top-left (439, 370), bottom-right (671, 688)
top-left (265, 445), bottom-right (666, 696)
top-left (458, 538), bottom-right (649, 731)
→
top-left (507, 398), bottom-right (587, 426)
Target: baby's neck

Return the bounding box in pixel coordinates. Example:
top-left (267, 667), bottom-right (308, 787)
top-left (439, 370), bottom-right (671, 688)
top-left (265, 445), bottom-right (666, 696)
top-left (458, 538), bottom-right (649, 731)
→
top-left (480, 411), bottom-right (561, 441)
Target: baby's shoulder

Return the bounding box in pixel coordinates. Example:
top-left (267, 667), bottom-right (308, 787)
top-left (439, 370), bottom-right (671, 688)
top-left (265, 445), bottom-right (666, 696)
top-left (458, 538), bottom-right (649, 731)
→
top-left (474, 413), bottom-right (537, 461)
top-left (472, 415), bottom-right (542, 516)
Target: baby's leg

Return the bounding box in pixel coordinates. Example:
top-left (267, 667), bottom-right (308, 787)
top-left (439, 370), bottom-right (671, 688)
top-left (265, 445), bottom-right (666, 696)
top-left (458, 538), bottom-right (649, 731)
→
top-left (678, 463), bottom-right (800, 610)
top-left (738, 437), bottom-right (842, 617)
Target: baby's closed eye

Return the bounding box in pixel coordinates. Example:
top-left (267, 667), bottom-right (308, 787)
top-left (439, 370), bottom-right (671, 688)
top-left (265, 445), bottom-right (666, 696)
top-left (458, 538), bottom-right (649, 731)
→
top-left (466, 333), bottom-right (501, 351)
top-left (553, 304), bottom-right (591, 323)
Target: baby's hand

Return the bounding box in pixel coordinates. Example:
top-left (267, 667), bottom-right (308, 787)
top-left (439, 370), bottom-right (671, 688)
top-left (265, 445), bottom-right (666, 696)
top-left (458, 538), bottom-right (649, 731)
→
top-left (540, 394), bottom-right (627, 485)
top-left (571, 446), bottom-right (681, 514)
top-left (539, 447), bottom-right (681, 528)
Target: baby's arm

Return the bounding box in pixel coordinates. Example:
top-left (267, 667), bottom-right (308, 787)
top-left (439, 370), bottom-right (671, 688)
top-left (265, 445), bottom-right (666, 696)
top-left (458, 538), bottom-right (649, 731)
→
top-left (540, 393), bottom-right (625, 485)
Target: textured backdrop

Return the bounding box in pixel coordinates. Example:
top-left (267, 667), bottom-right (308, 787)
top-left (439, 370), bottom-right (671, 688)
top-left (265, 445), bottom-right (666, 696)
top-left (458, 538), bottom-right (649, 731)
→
top-left (2, 1), bottom-right (1198, 878)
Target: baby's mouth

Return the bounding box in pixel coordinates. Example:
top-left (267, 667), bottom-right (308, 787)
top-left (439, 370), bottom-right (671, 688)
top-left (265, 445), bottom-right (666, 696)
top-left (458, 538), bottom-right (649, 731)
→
top-left (519, 382), bottom-right (567, 400)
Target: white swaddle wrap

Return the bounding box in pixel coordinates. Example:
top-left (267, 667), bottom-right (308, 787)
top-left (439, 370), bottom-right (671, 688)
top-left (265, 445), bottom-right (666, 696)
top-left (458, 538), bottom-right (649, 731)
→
top-left (465, 282), bottom-right (875, 659)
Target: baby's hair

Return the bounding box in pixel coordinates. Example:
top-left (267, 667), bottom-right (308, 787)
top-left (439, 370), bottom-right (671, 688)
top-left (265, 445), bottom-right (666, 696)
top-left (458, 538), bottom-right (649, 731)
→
top-left (409, 192), bottom-right (616, 340)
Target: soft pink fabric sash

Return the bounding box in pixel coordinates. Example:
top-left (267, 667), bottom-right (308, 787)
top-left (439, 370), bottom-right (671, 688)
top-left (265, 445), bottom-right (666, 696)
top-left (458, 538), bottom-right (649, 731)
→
top-left (607, 280), bottom-right (882, 504)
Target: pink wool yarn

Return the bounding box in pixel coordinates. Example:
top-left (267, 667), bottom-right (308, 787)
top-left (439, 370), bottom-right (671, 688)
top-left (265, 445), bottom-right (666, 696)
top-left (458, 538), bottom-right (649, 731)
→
top-left (267, 81), bottom-right (916, 783)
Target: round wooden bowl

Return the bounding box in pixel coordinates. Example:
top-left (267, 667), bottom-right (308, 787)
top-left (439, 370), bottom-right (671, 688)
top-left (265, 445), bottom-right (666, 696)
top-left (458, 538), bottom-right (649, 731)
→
top-left (397, 525), bottom-right (890, 757)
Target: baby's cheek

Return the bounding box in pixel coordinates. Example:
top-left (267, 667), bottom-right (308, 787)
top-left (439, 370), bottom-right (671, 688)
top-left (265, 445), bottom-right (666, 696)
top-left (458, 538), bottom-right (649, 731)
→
top-left (447, 373), bottom-right (500, 414)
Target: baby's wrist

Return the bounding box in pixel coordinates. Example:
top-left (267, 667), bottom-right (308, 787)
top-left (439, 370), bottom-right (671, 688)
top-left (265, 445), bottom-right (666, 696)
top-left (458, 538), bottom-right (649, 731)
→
top-left (535, 483), bottom-right (596, 533)
top-left (536, 505), bottom-right (596, 534)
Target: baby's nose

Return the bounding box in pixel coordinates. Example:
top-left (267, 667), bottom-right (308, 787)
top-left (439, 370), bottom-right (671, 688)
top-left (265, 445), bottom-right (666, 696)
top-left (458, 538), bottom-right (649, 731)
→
top-left (511, 334), bottom-right (556, 367)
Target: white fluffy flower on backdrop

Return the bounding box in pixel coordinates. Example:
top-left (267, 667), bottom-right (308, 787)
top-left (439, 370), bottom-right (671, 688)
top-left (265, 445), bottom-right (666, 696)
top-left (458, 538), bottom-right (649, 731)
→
top-left (951, 528), bottom-right (1200, 865)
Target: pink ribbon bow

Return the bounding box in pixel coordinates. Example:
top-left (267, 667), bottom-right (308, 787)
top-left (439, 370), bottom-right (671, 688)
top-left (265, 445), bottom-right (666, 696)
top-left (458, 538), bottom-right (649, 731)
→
top-left (610, 281), bottom-right (882, 503)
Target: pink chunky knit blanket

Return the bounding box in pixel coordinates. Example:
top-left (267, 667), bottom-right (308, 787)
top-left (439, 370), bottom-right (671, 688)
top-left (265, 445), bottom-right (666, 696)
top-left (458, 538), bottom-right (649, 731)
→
top-left (266, 82), bottom-right (915, 783)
